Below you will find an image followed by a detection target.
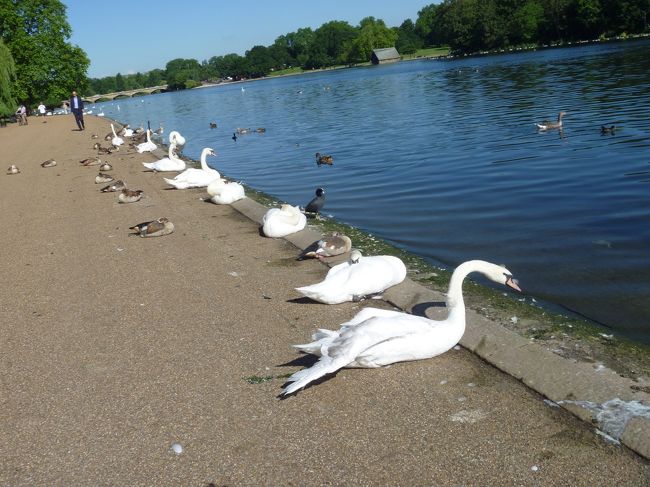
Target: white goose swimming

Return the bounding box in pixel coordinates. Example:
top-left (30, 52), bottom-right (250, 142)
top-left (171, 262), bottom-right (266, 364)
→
top-left (262, 204), bottom-right (306, 238)
top-left (169, 130), bottom-right (186, 147)
top-left (142, 142), bottom-right (185, 172)
top-left (295, 250), bottom-right (406, 304)
top-left (136, 129), bottom-right (157, 153)
top-left (284, 260), bottom-right (521, 395)
top-left (207, 178), bottom-right (245, 204)
top-left (110, 123), bottom-right (124, 146)
top-left (163, 147), bottom-right (220, 189)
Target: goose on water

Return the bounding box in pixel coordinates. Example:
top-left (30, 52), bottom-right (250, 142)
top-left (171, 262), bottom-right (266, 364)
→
top-left (284, 260), bottom-right (521, 395)
top-left (142, 142), bottom-right (185, 172)
top-left (295, 250), bottom-right (406, 304)
top-left (536, 111), bottom-right (567, 130)
top-left (163, 148), bottom-right (220, 189)
top-left (262, 204), bottom-right (306, 238)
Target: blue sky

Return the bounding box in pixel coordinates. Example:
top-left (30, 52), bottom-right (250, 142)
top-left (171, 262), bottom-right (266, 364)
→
top-left (63, 0), bottom-right (436, 78)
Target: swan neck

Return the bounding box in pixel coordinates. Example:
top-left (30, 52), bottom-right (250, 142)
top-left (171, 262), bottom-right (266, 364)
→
top-left (200, 150), bottom-right (209, 170)
top-left (446, 260), bottom-right (482, 310)
top-left (168, 143), bottom-right (176, 159)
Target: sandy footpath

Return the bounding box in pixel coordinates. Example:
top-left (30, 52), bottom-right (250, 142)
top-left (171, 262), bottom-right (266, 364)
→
top-left (0, 115), bottom-right (648, 486)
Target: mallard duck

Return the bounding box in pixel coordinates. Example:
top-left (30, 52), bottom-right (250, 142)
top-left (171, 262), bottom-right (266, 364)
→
top-left (536, 111), bottom-right (567, 130)
top-left (315, 152), bottom-right (333, 165)
top-left (283, 260), bottom-right (521, 395)
top-left (41, 159), bottom-right (57, 168)
top-left (295, 250), bottom-right (406, 305)
top-left (299, 232), bottom-right (352, 261)
top-left (304, 187), bottom-right (325, 215)
top-left (118, 188), bottom-right (143, 203)
top-left (129, 217), bottom-right (174, 237)
top-left (100, 180), bottom-right (125, 192)
top-left (7, 165), bottom-right (20, 175)
top-left (95, 173), bottom-right (114, 184)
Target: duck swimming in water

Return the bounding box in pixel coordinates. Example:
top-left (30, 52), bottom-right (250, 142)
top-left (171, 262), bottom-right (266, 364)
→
top-left (315, 152), bottom-right (333, 165)
top-left (601, 125), bottom-right (619, 134)
top-left (536, 111), bottom-right (567, 130)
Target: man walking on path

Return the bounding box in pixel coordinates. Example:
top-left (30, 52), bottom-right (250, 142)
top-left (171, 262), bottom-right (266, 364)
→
top-left (70, 91), bottom-right (84, 130)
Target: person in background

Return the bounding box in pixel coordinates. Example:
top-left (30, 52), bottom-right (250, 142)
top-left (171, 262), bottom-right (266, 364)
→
top-left (38, 102), bottom-right (47, 122)
top-left (70, 90), bottom-right (84, 130)
top-left (15, 104), bottom-right (27, 125)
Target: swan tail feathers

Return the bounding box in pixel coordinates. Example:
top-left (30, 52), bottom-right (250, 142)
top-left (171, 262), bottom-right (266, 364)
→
top-left (282, 354), bottom-right (346, 396)
top-left (142, 162), bottom-right (155, 169)
top-left (292, 329), bottom-right (337, 354)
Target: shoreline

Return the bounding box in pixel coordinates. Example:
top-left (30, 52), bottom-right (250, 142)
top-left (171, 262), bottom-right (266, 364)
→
top-left (1, 116), bottom-right (649, 484)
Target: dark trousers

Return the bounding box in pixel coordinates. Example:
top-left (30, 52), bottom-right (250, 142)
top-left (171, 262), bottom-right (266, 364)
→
top-left (72, 110), bottom-right (84, 130)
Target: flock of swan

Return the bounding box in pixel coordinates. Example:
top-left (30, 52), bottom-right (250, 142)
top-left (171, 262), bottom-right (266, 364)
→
top-left (6, 121), bottom-right (523, 395)
top-left (126, 125), bottom-right (523, 395)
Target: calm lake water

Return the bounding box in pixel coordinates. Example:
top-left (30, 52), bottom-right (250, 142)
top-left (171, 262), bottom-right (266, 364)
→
top-left (95, 40), bottom-right (650, 344)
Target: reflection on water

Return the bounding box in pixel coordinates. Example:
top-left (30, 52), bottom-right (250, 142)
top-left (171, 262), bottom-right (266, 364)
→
top-left (97, 40), bottom-right (650, 344)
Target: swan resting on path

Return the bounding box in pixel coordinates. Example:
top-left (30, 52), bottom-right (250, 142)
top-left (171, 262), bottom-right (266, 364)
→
top-left (283, 260), bottom-right (521, 395)
top-left (295, 250), bottom-right (406, 304)
top-left (163, 148), bottom-right (220, 189)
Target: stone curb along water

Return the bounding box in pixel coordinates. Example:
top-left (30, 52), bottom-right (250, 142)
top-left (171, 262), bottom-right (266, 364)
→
top-left (227, 197), bottom-right (650, 461)
top-left (150, 141), bottom-right (650, 461)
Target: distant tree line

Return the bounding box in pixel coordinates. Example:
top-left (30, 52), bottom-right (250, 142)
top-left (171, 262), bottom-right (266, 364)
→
top-left (86, 1), bottom-right (650, 96)
top-left (0, 0), bottom-right (90, 116)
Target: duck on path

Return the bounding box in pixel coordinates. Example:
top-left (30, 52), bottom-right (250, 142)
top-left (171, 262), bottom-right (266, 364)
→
top-left (95, 173), bottom-right (114, 184)
top-left (7, 165), bottom-right (20, 174)
top-left (118, 188), bottom-right (143, 203)
top-left (298, 232), bottom-right (352, 261)
top-left (41, 159), bottom-right (57, 168)
top-left (129, 217), bottom-right (174, 237)
top-left (536, 111), bottom-right (567, 130)
top-left (295, 250), bottom-right (406, 305)
top-left (283, 260), bottom-right (521, 395)
top-left (100, 180), bottom-right (126, 192)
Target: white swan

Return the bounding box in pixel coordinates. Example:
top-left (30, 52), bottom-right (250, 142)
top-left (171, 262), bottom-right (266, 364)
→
top-left (121, 125), bottom-right (134, 137)
top-left (136, 129), bottom-right (157, 153)
top-left (169, 130), bottom-right (186, 147)
top-left (207, 178), bottom-right (245, 204)
top-left (142, 142), bottom-right (185, 172)
top-left (284, 260), bottom-right (521, 395)
top-left (262, 204), bottom-right (306, 238)
top-left (163, 147), bottom-right (220, 189)
top-left (295, 250), bottom-right (406, 304)
top-left (110, 123), bottom-right (124, 146)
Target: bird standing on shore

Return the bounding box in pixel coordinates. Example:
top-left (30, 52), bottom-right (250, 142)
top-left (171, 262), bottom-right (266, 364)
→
top-left (284, 260), bottom-right (521, 395)
top-left (303, 187), bottom-right (325, 215)
top-left (129, 217), bottom-right (174, 237)
top-left (536, 111), bottom-right (567, 130)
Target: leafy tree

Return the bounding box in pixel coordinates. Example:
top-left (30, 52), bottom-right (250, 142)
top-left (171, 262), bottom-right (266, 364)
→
top-left (509, 1), bottom-right (545, 44)
top-left (0, 0), bottom-right (90, 105)
top-left (0, 37), bottom-right (16, 115)
top-left (395, 19), bottom-right (423, 54)
top-left (165, 58), bottom-right (202, 90)
top-left (307, 21), bottom-right (358, 67)
top-left (115, 72), bottom-right (125, 91)
top-left (245, 45), bottom-right (276, 77)
top-left (415, 3), bottom-right (443, 45)
top-left (344, 17), bottom-right (398, 64)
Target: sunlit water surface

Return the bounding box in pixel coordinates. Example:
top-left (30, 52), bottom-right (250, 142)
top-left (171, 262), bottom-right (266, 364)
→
top-left (96, 40), bottom-right (650, 343)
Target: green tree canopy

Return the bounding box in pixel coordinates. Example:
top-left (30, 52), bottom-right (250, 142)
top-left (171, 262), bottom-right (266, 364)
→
top-left (0, 37), bottom-right (16, 116)
top-left (344, 17), bottom-right (398, 64)
top-left (165, 58), bottom-right (202, 90)
top-left (0, 0), bottom-right (89, 106)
